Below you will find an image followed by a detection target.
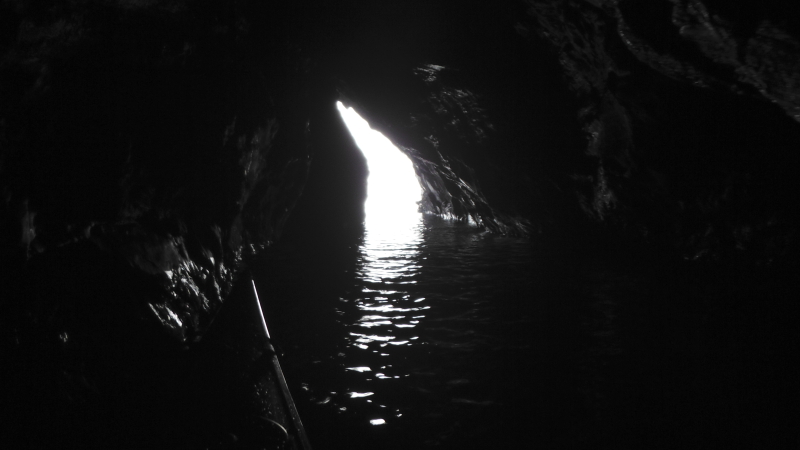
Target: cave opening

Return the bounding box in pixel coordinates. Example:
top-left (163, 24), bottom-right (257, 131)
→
top-left (336, 101), bottom-right (422, 232)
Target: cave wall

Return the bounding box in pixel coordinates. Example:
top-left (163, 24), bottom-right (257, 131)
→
top-left (1, 1), bottom-right (312, 339)
top-left (519, 0), bottom-right (800, 262)
top-left (0, 2), bottom-right (312, 444)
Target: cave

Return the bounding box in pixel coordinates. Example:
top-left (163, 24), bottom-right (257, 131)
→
top-left (2, 1), bottom-right (799, 448)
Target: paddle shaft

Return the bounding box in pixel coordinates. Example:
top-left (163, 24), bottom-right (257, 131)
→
top-left (251, 279), bottom-right (312, 450)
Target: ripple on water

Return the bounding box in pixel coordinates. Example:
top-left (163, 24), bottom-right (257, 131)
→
top-left (274, 215), bottom-right (533, 446)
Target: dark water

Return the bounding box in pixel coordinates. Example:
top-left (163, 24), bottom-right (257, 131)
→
top-left (255, 215), bottom-right (799, 449)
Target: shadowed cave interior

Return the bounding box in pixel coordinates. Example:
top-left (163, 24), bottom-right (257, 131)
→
top-left (1, 0), bottom-right (800, 448)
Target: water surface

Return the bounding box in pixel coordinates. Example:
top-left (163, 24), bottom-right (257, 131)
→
top-left (255, 214), bottom-right (799, 449)
top-left (258, 215), bottom-right (535, 448)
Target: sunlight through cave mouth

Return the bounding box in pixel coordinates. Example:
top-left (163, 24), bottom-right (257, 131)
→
top-left (336, 101), bottom-right (422, 229)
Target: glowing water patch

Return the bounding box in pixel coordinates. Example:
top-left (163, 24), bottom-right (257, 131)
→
top-left (350, 392), bottom-right (375, 398)
top-left (336, 101), bottom-right (422, 228)
top-left (333, 103), bottom-right (428, 420)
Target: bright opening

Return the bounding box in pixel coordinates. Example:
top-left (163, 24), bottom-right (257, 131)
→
top-left (335, 102), bottom-right (426, 422)
top-left (336, 101), bottom-right (422, 229)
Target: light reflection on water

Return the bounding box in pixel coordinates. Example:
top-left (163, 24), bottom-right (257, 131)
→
top-left (339, 213), bottom-right (426, 424)
top-left (301, 212), bottom-right (535, 440)
top-left (263, 209), bottom-right (785, 448)
top-left (270, 214), bottom-right (534, 448)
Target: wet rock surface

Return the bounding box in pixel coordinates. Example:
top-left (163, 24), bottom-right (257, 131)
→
top-left (1, 0), bottom-right (800, 448)
top-left (1, 1), bottom-right (310, 446)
